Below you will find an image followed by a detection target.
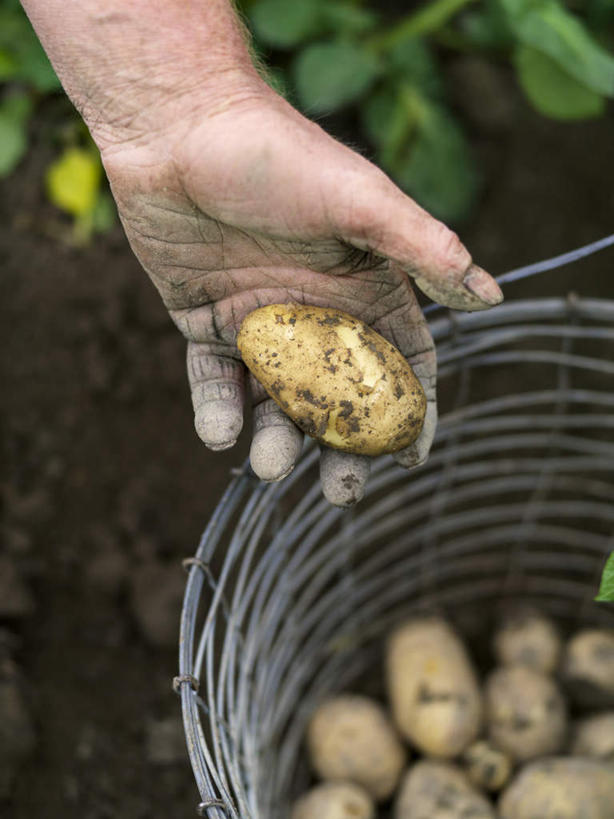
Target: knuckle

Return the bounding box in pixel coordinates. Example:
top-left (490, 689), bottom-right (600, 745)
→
top-left (346, 199), bottom-right (377, 241)
top-left (335, 176), bottom-right (387, 246)
top-left (253, 399), bottom-right (294, 432)
top-left (408, 351), bottom-right (436, 384)
top-left (191, 380), bottom-right (242, 408)
top-left (187, 351), bottom-right (242, 386)
top-left (431, 222), bottom-right (471, 272)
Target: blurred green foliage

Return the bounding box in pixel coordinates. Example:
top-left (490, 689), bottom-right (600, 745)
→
top-left (241, 0), bottom-right (614, 221)
top-left (596, 552), bottom-right (614, 602)
top-left (0, 0), bottom-right (115, 242)
top-left (0, 0), bottom-right (60, 92)
top-left (0, 0), bottom-right (613, 229)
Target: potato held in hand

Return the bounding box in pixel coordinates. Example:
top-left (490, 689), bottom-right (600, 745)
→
top-left (237, 305), bottom-right (426, 455)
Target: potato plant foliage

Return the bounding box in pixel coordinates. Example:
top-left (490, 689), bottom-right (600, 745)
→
top-left (596, 552), bottom-right (614, 602)
top-left (240, 0), bottom-right (614, 222)
top-left (1, 0), bottom-right (613, 225)
top-left (0, 0), bottom-right (115, 241)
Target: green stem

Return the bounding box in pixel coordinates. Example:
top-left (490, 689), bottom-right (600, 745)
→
top-left (73, 206), bottom-right (94, 245)
top-left (379, 84), bottom-right (418, 166)
top-left (368, 0), bottom-right (480, 53)
top-left (401, 84), bottom-right (427, 119)
top-left (432, 25), bottom-right (481, 52)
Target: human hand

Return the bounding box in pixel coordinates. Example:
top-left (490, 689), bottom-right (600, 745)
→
top-left (100, 86), bottom-right (502, 505)
top-left (22, 0), bottom-right (502, 505)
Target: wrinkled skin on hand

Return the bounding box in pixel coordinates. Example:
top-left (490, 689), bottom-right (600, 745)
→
top-left (101, 87), bottom-right (502, 506)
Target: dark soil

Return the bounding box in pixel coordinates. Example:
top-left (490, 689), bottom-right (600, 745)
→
top-left (2, 57), bottom-right (614, 817)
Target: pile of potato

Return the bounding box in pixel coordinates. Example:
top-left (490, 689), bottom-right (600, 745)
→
top-left (292, 612), bottom-right (614, 819)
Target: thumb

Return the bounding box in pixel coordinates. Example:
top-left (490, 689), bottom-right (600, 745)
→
top-left (329, 160), bottom-right (502, 312)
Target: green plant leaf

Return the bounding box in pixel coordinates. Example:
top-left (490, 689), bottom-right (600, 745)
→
top-left (293, 40), bottom-right (380, 113)
top-left (321, 3), bottom-right (379, 34)
top-left (391, 102), bottom-right (480, 223)
top-left (388, 39), bottom-right (444, 98)
top-left (0, 7), bottom-right (29, 46)
top-left (250, 0), bottom-right (324, 48)
top-left (18, 42), bottom-right (60, 92)
top-left (1, 91), bottom-right (34, 123)
top-left (362, 84), bottom-right (400, 147)
top-left (91, 191), bottom-right (117, 234)
top-left (0, 92), bottom-right (32, 177)
top-left (515, 44), bottom-right (605, 119)
top-left (0, 6), bottom-right (61, 91)
top-left (0, 107), bottom-right (27, 177)
top-left (0, 48), bottom-right (18, 80)
top-left (500, 0), bottom-right (614, 96)
top-left (362, 83), bottom-right (417, 169)
top-left (46, 147), bottom-right (102, 218)
top-left (461, 0), bottom-right (514, 48)
top-left (595, 552), bottom-right (614, 602)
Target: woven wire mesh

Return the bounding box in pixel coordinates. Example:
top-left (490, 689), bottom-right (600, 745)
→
top-left (177, 292), bottom-right (614, 819)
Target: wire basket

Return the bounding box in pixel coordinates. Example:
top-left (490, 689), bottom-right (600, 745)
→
top-left (176, 292), bottom-right (614, 819)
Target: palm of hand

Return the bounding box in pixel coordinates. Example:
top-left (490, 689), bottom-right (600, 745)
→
top-left (101, 95), bottom-right (500, 504)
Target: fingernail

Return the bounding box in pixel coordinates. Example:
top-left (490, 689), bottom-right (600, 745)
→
top-left (206, 439), bottom-right (237, 451)
top-left (250, 426), bottom-right (302, 482)
top-left (262, 464), bottom-right (295, 483)
top-left (463, 264), bottom-right (503, 306)
top-left (395, 442), bottom-right (428, 469)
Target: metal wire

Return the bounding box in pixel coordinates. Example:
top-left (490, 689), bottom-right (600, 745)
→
top-left (178, 293), bottom-right (614, 819)
top-left (495, 233), bottom-right (614, 286)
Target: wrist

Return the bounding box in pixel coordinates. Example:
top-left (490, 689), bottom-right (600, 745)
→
top-left (22, 0), bottom-right (267, 151)
top-left (86, 61), bottom-right (269, 156)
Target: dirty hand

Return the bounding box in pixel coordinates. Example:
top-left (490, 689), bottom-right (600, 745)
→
top-left (23, 0), bottom-right (502, 506)
top-left (103, 95), bottom-right (502, 505)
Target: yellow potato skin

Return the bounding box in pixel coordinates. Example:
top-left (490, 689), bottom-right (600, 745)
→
top-left (237, 304), bottom-right (426, 456)
top-left (563, 629), bottom-right (614, 708)
top-left (485, 666), bottom-right (567, 762)
top-left (292, 782), bottom-right (375, 819)
top-left (307, 695), bottom-right (406, 801)
top-left (493, 609), bottom-right (562, 675)
top-left (462, 740), bottom-right (513, 791)
top-left (499, 757), bottom-right (614, 819)
top-left (395, 761), bottom-right (495, 819)
top-left (571, 712), bottom-right (614, 759)
top-left (386, 618), bottom-right (483, 758)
